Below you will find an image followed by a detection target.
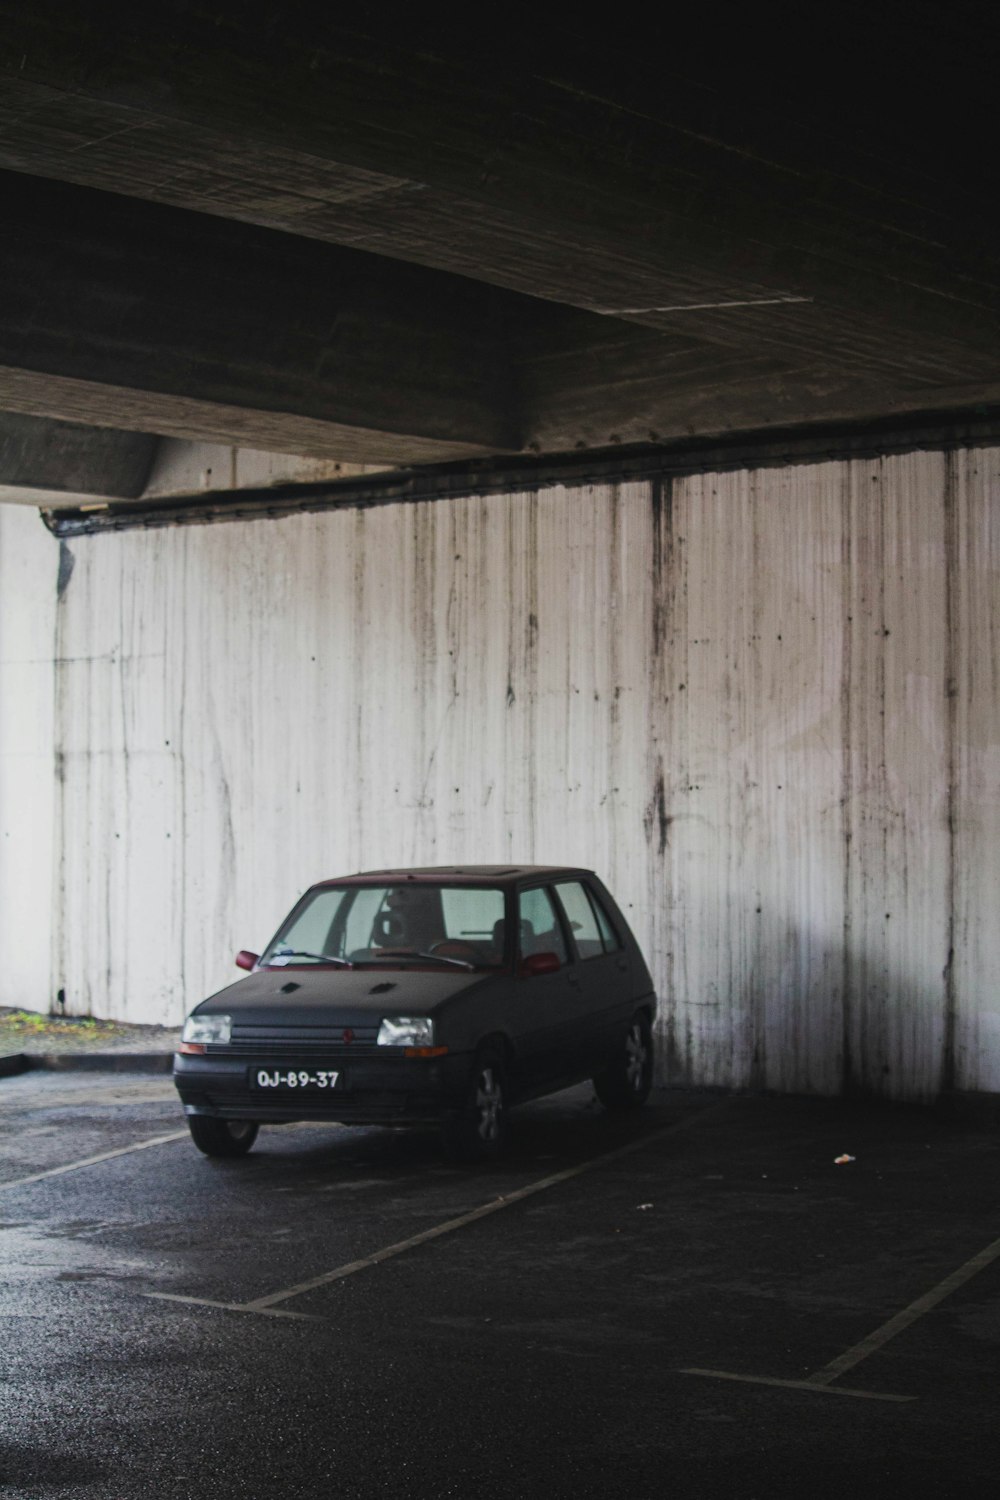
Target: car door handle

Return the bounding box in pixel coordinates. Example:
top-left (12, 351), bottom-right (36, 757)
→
top-left (566, 974), bottom-right (581, 987)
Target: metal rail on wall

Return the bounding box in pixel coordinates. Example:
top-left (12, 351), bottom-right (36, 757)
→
top-left (42, 407), bottom-right (1000, 537)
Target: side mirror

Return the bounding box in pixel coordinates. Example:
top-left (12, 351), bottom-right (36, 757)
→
top-left (519, 951), bottom-right (561, 978)
top-left (235, 950), bottom-right (259, 972)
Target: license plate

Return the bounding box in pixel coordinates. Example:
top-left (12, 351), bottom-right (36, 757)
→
top-left (250, 1068), bottom-right (341, 1092)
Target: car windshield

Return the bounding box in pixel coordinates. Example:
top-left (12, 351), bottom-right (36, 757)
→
top-left (262, 884), bottom-right (508, 970)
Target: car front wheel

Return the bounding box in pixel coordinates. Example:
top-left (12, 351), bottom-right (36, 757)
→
top-left (187, 1116), bottom-right (259, 1158)
top-left (443, 1051), bottom-right (508, 1162)
top-left (593, 1014), bottom-right (653, 1110)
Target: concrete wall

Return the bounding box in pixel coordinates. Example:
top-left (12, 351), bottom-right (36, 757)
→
top-left (2, 447), bottom-right (999, 1099)
top-left (0, 504), bottom-right (59, 1013)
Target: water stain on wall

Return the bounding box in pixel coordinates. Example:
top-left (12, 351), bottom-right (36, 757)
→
top-left (14, 451), bottom-right (1000, 1098)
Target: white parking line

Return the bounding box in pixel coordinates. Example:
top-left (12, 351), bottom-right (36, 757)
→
top-left (246, 1172), bottom-right (596, 1310)
top-left (809, 1226), bottom-right (1000, 1384)
top-left (680, 1369), bottom-right (914, 1403)
top-left (683, 1223), bottom-right (1000, 1403)
top-left (143, 1291), bottom-right (325, 1322)
top-left (146, 1101), bottom-right (736, 1319)
top-left (0, 1130), bottom-right (188, 1192)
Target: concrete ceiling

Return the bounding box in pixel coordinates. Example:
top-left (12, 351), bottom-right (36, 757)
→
top-left (1, 1), bottom-right (999, 519)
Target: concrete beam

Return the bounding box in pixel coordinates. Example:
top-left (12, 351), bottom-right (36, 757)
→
top-left (0, 4), bottom-right (996, 382)
top-left (0, 8), bottom-right (998, 469)
top-left (0, 173), bottom-right (523, 462)
top-left (140, 441), bottom-right (385, 501)
top-left (4, 169), bottom-right (1000, 479)
top-left (518, 318), bottom-right (1000, 451)
top-left (0, 411), bottom-right (155, 502)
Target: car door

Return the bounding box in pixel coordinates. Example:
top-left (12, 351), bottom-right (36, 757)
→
top-left (514, 883), bottom-right (588, 1091)
top-left (550, 878), bottom-right (633, 1073)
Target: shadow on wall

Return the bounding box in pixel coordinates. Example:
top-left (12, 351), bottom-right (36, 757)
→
top-left (652, 905), bottom-right (950, 1105)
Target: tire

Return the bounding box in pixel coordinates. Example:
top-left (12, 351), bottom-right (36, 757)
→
top-left (442, 1051), bottom-right (509, 1162)
top-left (187, 1116), bottom-right (259, 1158)
top-left (593, 1014), bottom-right (653, 1111)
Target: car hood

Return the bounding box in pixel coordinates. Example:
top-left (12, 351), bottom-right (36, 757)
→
top-left (194, 964), bottom-right (493, 1022)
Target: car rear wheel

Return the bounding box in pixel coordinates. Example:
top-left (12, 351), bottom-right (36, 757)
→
top-left (593, 1014), bottom-right (653, 1110)
top-left (443, 1051), bottom-right (508, 1162)
top-left (187, 1116), bottom-right (259, 1158)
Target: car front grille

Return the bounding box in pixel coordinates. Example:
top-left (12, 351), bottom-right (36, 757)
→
top-left (208, 1021), bottom-right (381, 1058)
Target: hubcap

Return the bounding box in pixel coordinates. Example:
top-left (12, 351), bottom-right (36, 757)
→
top-left (625, 1024), bottom-right (648, 1092)
top-left (474, 1067), bottom-right (503, 1141)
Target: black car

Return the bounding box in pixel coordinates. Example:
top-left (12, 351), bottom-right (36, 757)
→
top-left (174, 865), bottom-right (656, 1160)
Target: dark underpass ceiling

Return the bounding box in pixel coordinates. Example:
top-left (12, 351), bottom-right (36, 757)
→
top-left (1, 1), bottom-right (999, 522)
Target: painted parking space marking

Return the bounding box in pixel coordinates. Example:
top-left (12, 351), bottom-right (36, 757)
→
top-left (244, 1172), bottom-right (598, 1310)
top-left (144, 1101), bottom-right (736, 1319)
top-left (143, 1292), bottom-right (325, 1323)
top-left (0, 1130), bottom-right (188, 1192)
top-left (0, 1116), bottom-right (346, 1195)
top-left (680, 1369), bottom-right (913, 1403)
top-left (683, 1223), bottom-right (1000, 1403)
top-left (808, 1226), bottom-right (1000, 1383)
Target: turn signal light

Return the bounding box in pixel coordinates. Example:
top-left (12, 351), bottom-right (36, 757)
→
top-left (404, 1045), bottom-right (449, 1058)
top-left (178, 1041), bottom-right (207, 1055)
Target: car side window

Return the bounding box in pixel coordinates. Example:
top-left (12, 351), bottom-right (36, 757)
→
top-left (589, 888), bottom-right (623, 953)
top-left (517, 886), bottom-right (568, 965)
top-left (553, 881), bottom-right (605, 961)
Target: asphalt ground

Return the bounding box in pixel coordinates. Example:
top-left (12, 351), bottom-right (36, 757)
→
top-left (1, 1073), bottom-right (999, 1499)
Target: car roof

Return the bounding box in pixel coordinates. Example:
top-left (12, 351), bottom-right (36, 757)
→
top-left (313, 865), bottom-right (595, 888)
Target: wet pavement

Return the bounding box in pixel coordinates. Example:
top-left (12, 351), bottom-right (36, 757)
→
top-left (1, 1072), bottom-right (999, 1498)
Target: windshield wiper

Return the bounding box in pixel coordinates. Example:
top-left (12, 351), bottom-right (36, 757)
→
top-left (269, 949), bottom-right (351, 967)
top-left (351, 951), bottom-right (476, 971)
top-left (416, 951), bottom-right (476, 970)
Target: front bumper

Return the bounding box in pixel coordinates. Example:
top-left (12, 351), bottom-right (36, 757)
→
top-left (173, 1050), bottom-right (469, 1126)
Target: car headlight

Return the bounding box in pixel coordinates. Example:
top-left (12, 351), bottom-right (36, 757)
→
top-left (377, 1016), bottom-right (434, 1048)
top-left (181, 1013), bottom-right (232, 1047)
